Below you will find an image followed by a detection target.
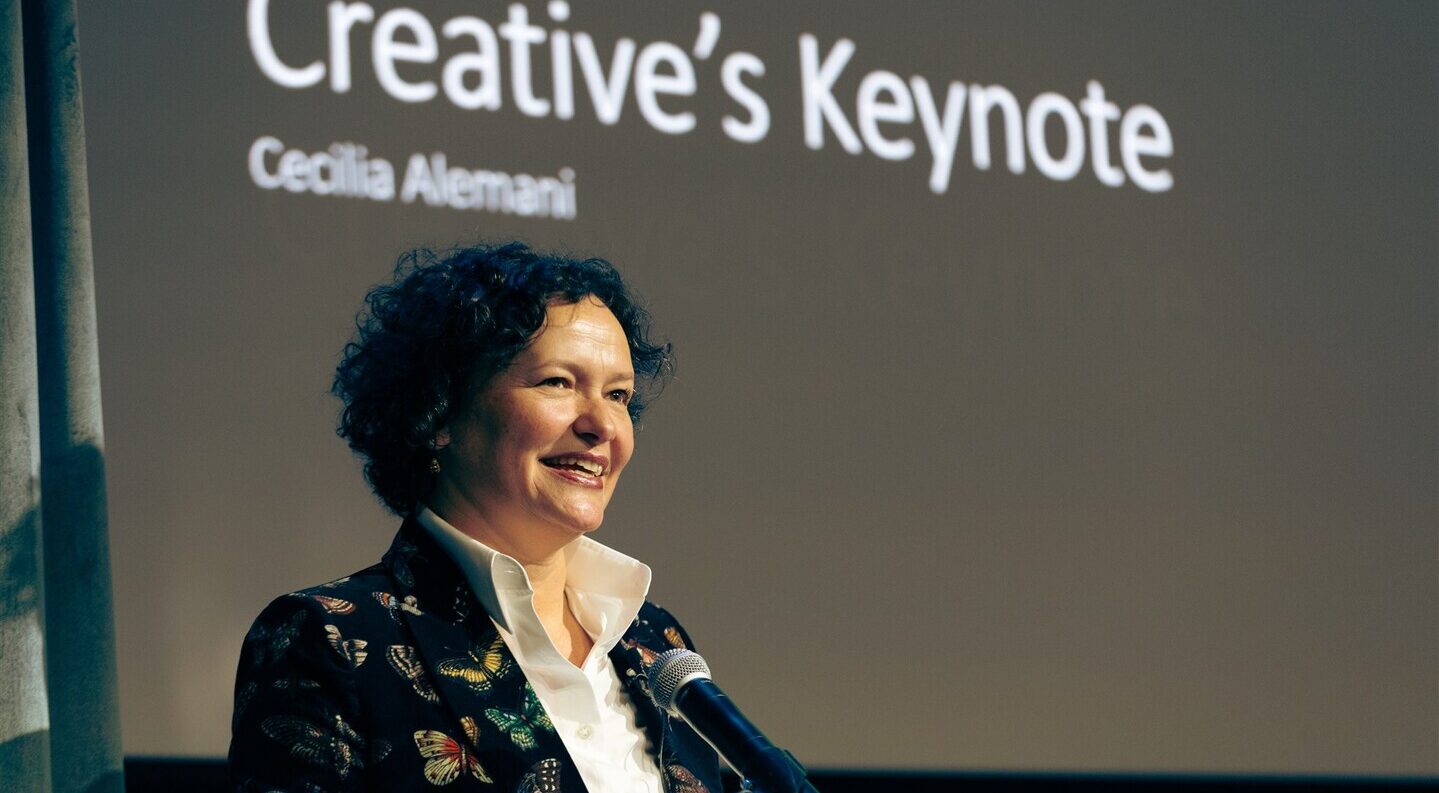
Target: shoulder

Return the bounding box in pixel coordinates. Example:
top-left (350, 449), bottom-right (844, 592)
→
top-left (232, 566), bottom-right (400, 790)
top-left (251, 562), bottom-right (391, 616)
top-left (285, 561), bottom-right (391, 601)
top-left (239, 562), bottom-right (401, 663)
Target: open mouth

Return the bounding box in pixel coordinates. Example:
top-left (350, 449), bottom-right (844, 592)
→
top-left (540, 455), bottom-right (606, 477)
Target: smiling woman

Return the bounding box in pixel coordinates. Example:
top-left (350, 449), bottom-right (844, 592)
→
top-left (229, 242), bottom-right (721, 792)
top-left (431, 298), bottom-right (638, 568)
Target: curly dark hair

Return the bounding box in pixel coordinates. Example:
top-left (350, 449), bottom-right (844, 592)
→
top-left (333, 241), bottom-right (673, 516)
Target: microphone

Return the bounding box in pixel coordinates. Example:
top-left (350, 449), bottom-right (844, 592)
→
top-left (650, 649), bottom-right (819, 793)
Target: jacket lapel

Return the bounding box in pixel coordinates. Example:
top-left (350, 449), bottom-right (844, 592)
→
top-left (612, 618), bottom-right (701, 792)
top-left (382, 520), bottom-right (588, 791)
top-left (610, 633), bottom-right (669, 747)
top-left (612, 608), bottom-right (726, 793)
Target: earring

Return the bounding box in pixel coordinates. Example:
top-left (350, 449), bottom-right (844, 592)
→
top-left (429, 457), bottom-right (441, 474)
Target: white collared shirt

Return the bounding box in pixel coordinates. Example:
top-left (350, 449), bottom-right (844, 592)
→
top-left (417, 507), bottom-right (664, 793)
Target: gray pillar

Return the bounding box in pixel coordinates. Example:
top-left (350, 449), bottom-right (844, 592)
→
top-left (23, 0), bottom-right (124, 791)
top-left (0, 0), bottom-right (54, 789)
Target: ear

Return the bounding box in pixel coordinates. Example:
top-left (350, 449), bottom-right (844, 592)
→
top-left (432, 429), bottom-right (451, 450)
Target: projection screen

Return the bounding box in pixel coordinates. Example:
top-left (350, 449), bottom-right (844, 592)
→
top-left (77, 0), bottom-right (1435, 775)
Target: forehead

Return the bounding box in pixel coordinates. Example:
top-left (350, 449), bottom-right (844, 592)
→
top-left (520, 298), bottom-right (633, 372)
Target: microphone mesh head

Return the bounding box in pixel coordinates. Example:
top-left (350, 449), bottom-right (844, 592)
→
top-left (651, 648), bottom-right (711, 712)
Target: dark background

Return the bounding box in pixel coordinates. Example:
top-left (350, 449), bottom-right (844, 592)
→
top-left (77, 0), bottom-right (1436, 776)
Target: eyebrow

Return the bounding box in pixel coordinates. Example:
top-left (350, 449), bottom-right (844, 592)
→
top-left (528, 359), bottom-right (634, 383)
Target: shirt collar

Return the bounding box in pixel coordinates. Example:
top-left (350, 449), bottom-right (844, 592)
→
top-left (416, 506), bottom-right (651, 646)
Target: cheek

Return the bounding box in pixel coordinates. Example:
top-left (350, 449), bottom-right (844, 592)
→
top-left (527, 404), bottom-right (579, 445)
top-left (613, 425), bottom-right (637, 473)
top-left (486, 398), bottom-right (564, 452)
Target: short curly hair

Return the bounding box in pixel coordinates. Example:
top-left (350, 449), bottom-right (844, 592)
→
top-left (333, 241), bottom-right (673, 516)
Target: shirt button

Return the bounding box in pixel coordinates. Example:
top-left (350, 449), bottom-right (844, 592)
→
top-left (576, 724), bottom-right (594, 740)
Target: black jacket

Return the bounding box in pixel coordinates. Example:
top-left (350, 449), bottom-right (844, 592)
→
top-left (230, 519), bottom-right (721, 792)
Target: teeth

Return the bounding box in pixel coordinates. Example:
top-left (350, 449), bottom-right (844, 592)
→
top-left (547, 456), bottom-right (604, 476)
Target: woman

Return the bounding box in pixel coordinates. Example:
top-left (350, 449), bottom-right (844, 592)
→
top-left (230, 242), bottom-right (721, 792)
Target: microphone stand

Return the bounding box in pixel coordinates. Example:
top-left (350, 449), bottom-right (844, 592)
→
top-left (670, 678), bottom-right (820, 793)
top-left (733, 747), bottom-right (819, 793)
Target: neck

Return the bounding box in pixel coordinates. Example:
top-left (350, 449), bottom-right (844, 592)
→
top-left (424, 498), bottom-right (575, 624)
top-left (519, 548), bottom-right (571, 626)
top-left (428, 483), bottom-right (577, 557)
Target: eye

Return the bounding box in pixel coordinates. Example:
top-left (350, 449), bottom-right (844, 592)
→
top-left (538, 376), bottom-right (570, 388)
top-left (607, 389), bottom-right (633, 405)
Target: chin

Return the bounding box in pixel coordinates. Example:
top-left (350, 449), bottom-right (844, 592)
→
top-left (550, 511), bottom-right (605, 536)
top-left (570, 518), bottom-right (604, 535)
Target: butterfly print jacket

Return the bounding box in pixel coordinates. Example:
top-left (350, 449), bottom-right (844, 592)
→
top-left (230, 519), bottom-right (722, 792)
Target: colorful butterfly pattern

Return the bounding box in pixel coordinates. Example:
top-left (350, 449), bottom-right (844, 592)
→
top-left (437, 633), bottom-right (513, 695)
top-left (517, 757), bottom-right (562, 793)
top-left (622, 637), bottom-right (661, 668)
top-left (663, 626), bottom-right (687, 650)
top-left (312, 595), bottom-right (356, 614)
top-left (617, 638), bottom-right (659, 701)
top-left (413, 715), bottom-right (492, 785)
top-left (387, 644), bottom-right (440, 703)
top-left (325, 624), bottom-right (369, 669)
top-left (374, 591), bottom-right (424, 622)
top-left (484, 684), bottom-right (554, 751)
top-left (261, 713), bottom-right (389, 780)
top-left (666, 763), bottom-right (709, 793)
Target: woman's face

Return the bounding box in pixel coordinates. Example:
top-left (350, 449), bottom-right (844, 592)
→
top-left (434, 297), bottom-right (636, 550)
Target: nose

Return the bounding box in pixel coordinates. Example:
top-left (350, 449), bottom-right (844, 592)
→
top-left (571, 392), bottom-right (617, 445)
